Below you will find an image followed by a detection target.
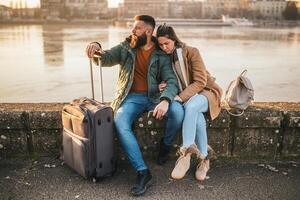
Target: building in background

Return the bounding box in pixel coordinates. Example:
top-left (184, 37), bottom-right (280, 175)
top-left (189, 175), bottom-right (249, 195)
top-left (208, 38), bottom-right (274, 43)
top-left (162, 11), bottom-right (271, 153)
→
top-left (40, 0), bottom-right (63, 20)
top-left (202, 0), bottom-right (243, 18)
top-left (40, 0), bottom-right (108, 19)
top-left (107, 7), bottom-right (118, 19)
top-left (0, 5), bottom-right (13, 20)
top-left (64, 0), bottom-right (108, 19)
top-left (223, 0), bottom-right (241, 16)
top-left (248, 0), bottom-right (287, 19)
top-left (118, 0), bottom-right (169, 19)
top-left (2, 0), bottom-right (297, 21)
top-left (169, 0), bottom-right (203, 19)
top-left (1, 0), bottom-right (40, 19)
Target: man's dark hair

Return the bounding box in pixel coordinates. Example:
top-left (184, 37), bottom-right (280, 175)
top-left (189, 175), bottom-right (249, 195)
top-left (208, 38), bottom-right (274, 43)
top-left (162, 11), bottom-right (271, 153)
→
top-left (134, 15), bottom-right (156, 29)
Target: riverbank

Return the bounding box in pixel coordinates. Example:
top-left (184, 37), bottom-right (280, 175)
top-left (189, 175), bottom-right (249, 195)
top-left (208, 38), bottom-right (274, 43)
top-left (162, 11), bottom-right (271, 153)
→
top-left (1, 18), bottom-right (299, 27)
top-left (253, 19), bottom-right (300, 27)
top-left (0, 19), bottom-right (115, 25)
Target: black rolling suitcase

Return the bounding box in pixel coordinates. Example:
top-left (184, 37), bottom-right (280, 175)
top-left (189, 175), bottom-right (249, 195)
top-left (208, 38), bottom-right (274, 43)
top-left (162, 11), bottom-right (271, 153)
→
top-left (61, 55), bottom-right (116, 180)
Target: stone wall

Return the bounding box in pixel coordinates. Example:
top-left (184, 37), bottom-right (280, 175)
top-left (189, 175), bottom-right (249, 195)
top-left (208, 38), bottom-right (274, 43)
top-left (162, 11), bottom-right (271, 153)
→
top-left (0, 103), bottom-right (299, 160)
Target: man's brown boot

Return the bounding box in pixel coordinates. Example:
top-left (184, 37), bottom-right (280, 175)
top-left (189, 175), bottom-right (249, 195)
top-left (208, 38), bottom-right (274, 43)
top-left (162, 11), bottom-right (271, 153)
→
top-left (171, 144), bottom-right (199, 180)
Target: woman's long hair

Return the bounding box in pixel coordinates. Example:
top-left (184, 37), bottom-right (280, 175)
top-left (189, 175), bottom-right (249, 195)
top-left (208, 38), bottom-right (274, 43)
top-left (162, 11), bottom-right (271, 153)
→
top-left (156, 24), bottom-right (184, 48)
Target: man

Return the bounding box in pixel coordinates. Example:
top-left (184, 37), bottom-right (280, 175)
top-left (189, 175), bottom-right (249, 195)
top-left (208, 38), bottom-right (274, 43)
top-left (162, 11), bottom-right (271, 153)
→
top-left (86, 15), bottom-right (184, 196)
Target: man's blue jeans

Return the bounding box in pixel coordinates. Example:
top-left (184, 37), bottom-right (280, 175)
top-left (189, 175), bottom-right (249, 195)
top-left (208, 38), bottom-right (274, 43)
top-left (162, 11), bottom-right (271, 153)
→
top-left (114, 93), bottom-right (184, 171)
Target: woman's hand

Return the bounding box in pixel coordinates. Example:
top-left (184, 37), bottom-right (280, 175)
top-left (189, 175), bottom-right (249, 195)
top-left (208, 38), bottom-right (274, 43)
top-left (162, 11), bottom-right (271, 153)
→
top-left (174, 95), bottom-right (183, 103)
top-left (158, 81), bottom-right (167, 93)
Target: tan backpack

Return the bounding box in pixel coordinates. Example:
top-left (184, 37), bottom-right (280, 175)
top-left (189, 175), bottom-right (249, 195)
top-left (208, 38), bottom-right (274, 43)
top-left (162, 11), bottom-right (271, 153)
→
top-left (224, 70), bottom-right (254, 116)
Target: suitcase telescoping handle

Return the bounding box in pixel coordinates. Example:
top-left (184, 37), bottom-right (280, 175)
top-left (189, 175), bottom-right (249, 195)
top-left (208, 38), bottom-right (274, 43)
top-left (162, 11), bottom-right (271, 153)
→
top-left (89, 52), bottom-right (104, 103)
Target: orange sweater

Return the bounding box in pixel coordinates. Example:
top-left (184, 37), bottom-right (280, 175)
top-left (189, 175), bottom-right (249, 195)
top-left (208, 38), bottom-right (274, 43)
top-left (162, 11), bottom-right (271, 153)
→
top-left (130, 45), bottom-right (155, 93)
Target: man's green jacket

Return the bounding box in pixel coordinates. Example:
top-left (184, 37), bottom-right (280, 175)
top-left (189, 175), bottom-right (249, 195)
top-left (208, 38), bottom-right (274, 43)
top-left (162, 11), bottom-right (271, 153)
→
top-left (95, 40), bottom-right (179, 111)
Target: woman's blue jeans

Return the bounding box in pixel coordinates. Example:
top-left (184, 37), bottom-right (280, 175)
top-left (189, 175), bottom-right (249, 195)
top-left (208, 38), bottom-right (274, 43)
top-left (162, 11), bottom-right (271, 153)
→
top-left (182, 94), bottom-right (209, 159)
top-left (114, 93), bottom-right (184, 171)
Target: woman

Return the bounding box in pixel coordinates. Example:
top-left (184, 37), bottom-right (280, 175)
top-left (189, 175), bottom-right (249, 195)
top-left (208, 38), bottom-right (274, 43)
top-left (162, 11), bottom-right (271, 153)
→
top-left (156, 24), bottom-right (223, 181)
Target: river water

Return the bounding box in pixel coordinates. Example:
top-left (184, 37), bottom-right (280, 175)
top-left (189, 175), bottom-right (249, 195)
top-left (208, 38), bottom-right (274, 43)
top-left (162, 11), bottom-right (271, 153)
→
top-left (0, 24), bottom-right (299, 102)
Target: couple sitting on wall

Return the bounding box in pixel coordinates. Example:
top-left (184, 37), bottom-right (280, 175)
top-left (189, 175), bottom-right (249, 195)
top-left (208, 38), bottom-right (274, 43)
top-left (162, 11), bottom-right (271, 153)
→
top-left (86, 15), bottom-right (222, 196)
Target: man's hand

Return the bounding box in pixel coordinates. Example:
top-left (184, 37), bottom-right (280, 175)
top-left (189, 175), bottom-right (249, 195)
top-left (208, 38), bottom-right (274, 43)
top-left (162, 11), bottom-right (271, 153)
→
top-left (153, 100), bottom-right (169, 120)
top-left (86, 42), bottom-right (102, 58)
top-left (158, 81), bottom-right (167, 93)
top-left (174, 95), bottom-right (183, 103)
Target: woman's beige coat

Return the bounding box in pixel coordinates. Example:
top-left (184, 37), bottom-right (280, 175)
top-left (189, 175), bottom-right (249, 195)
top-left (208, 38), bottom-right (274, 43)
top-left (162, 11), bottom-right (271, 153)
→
top-left (176, 45), bottom-right (223, 120)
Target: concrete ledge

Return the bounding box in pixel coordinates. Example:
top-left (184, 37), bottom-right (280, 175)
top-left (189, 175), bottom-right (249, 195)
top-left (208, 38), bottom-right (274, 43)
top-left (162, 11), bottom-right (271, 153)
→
top-left (282, 111), bottom-right (300, 157)
top-left (0, 102), bottom-right (299, 159)
top-left (232, 107), bottom-right (283, 158)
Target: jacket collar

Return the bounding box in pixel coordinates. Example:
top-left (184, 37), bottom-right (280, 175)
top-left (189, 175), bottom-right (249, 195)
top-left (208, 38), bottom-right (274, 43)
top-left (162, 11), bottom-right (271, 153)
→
top-left (121, 39), bottom-right (168, 61)
top-left (176, 43), bottom-right (188, 57)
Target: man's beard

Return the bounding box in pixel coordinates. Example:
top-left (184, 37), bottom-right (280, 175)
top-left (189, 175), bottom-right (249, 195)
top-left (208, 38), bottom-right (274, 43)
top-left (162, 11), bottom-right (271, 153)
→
top-left (126, 33), bottom-right (147, 49)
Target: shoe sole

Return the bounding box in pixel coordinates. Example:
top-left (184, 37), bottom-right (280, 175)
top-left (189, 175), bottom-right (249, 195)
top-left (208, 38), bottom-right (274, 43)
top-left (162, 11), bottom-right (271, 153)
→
top-left (195, 176), bottom-right (206, 181)
top-left (195, 172), bottom-right (209, 181)
top-left (171, 176), bottom-right (185, 180)
top-left (131, 178), bottom-right (153, 196)
top-left (171, 169), bottom-right (189, 180)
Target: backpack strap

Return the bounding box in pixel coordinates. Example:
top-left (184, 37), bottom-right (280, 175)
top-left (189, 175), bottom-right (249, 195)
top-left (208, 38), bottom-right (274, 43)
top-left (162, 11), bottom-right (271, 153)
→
top-left (240, 69), bottom-right (247, 77)
top-left (226, 108), bottom-right (244, 117)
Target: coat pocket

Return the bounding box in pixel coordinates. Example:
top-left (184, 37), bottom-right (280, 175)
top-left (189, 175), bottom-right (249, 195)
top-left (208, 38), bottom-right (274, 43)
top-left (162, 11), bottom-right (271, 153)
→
top-left (62, 107), bottom-right (89, 138)
top-left (62, 128), bottom-right (89, 178)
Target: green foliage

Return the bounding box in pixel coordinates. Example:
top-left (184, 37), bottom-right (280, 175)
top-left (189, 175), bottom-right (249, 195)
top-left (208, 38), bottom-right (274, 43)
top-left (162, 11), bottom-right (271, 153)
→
top-left (282, 2), bottom-right (299, 20)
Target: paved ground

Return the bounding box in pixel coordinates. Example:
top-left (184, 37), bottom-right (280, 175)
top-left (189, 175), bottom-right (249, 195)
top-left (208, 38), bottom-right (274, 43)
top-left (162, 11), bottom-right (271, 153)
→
top-left (0, 157), bottom-right (299, 200)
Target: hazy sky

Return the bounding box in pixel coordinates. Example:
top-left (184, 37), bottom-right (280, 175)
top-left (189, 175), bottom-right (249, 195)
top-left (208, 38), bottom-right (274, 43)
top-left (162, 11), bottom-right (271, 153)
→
top-left (0, 0), bottom-right (123, 8)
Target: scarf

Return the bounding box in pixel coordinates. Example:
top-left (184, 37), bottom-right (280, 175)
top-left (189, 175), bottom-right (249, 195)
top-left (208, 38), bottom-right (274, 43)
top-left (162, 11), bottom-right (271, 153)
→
top-left (172, 48), bottom-right (189, 92)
